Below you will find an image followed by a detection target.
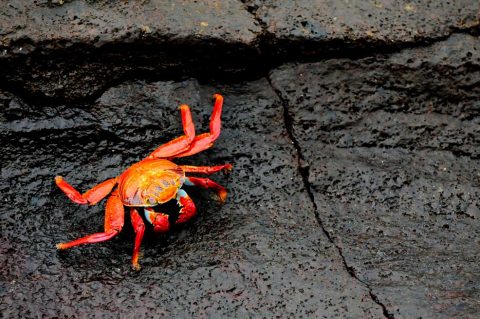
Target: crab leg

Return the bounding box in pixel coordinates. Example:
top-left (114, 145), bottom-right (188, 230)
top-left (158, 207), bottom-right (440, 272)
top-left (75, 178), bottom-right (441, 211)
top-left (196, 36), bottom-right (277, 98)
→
top-left (175, 189), bottom-right (197, 224)
top-left (174, 94), bottom-right (224, 158)
top-left (144, 207), bottom-right (170, 233)
top-left (147, 104), bottom-right (196, 159)
top-left (184, 177), bottom-right (228, 202)
top-left (130, 208), bottom-right (145, 270)
top-left (56, 190), bottom-right (125, 250)
top-left (179, 163), bottom-right (232, 175)
top-left (55, 176), bottom-right (117, 205)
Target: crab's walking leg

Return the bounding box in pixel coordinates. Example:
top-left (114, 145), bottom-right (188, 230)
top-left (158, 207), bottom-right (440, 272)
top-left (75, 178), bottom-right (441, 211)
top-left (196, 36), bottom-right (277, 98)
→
top-left (55, 176), bottom-right (117, 205)
top-left (176, 189), bottom-right (197, 224)
top-left (144, 208), bottom-right (170, 233)
top-left (174, 94), bottom-right (224, 158)
top-left (56, 190), bottom-right (124, 250)
top-left (147, 104), bottom-right (196, 159)
top-left (179, 163), bottom-right (232, 175)
top-left (130, 208), bottom-right (145, 270)
top-left (184, 177), bottom-right (228, 202)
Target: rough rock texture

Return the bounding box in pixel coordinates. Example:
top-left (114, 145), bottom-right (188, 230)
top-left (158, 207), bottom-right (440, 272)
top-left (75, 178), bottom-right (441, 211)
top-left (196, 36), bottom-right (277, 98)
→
top-left (1, 1), bottom-right (480, 318)
top-left (1, 1), bottom-right (478, 102)
top-left (0, 1), bottom-right (261, 102)
top-left (270, 33), bottom-right (480, 318)
top-left (0, 81), bottom-right (384, 317)
top-left (1, 1), bottom-right (258, 46)
top-left (252, 0), bottom-right (479, 43)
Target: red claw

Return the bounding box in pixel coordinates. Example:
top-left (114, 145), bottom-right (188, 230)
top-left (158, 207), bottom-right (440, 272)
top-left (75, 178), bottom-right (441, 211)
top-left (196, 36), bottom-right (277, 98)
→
top-left (145, 208), bottom-right (170, 233)
top-left (176, 190), bottom-right (197, 224)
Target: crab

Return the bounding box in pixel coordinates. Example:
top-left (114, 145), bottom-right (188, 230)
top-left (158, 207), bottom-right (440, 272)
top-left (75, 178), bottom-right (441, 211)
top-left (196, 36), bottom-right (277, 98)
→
top-left (55, 94), bottom-right (232, 270)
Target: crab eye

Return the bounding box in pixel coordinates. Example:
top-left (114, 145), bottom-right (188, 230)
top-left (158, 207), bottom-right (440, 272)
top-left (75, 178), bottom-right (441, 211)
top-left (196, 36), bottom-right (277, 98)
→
top-left (148, 197), bottom-right (156, 204)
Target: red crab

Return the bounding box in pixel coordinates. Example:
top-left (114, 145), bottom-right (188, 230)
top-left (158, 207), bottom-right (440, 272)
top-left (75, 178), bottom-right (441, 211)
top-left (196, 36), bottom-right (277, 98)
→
top-left (55, 94), bottom-right (232, 270)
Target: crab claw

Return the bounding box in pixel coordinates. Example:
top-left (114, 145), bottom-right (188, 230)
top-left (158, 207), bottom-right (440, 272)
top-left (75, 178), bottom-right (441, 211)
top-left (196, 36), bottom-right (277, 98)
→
top-left (145, 208), bottom-right (170, 233)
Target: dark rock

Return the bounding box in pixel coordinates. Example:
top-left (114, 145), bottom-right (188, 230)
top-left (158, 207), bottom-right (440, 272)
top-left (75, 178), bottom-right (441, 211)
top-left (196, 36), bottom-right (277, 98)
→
top-left (0, 80), bottom-right (383, 317)
top-left (0, 1), bottom-right (261, 102)
top-left (270, 34), bottom-right (480, 318)
top-left (2, 1), bottom-right (479, 317)
top-left (255, 1), bottom-right (479, 52)
top-left (1, 1), bottom-right (259, 48)
top-left (389, 33), bottom-right (480, 68)
top-left (2, 1), bottom-right (478, 103)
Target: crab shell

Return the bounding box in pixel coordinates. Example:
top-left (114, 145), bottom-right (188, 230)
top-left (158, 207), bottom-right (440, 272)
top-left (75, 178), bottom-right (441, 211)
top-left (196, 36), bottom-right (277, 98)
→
top-left (118, 159), bottom-right (185, 207)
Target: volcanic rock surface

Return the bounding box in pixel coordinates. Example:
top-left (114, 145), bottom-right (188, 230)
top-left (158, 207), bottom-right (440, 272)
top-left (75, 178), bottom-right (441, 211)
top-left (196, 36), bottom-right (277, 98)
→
top-left (1, 1), bottom-right (479, 318)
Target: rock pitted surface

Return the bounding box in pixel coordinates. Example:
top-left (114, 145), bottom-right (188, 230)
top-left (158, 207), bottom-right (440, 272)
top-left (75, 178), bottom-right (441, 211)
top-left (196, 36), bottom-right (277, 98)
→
top-left (270, 34), bottom-right (480, 318)
top-left (1, 1), bottom-right (479, 318)
top-left (1, 81), bottom-right (384, 317)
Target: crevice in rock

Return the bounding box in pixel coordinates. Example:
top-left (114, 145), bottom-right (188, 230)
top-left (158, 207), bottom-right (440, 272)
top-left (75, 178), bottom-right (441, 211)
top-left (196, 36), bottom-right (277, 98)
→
top-left (267, 76), bottom-right (395, 319)
top-left (238, 0), bottom-right (271, 52)
top-left (238, 0), bottom-right (261, 17)
top-left (1, 23), bottom-right (479, 106)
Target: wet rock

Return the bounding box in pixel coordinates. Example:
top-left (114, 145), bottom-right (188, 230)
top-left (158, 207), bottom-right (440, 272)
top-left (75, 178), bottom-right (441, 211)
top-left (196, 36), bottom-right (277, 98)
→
top-left (270, 34), bottom-right (480, 318)
top-left (0, 1), bottom-right (261, 102)
top-left (254, 0), bottom-right (479, 54)
top-left (389, 33), bottom-right (480, 68)
top-left (3, 1), bottom-right (478, 103)
top-left (1, 1), bottom-right (259, 47)
top-left (2, 1), bottom-right (479, 316)
top-left (0, 80), bottom-right (384, 317)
